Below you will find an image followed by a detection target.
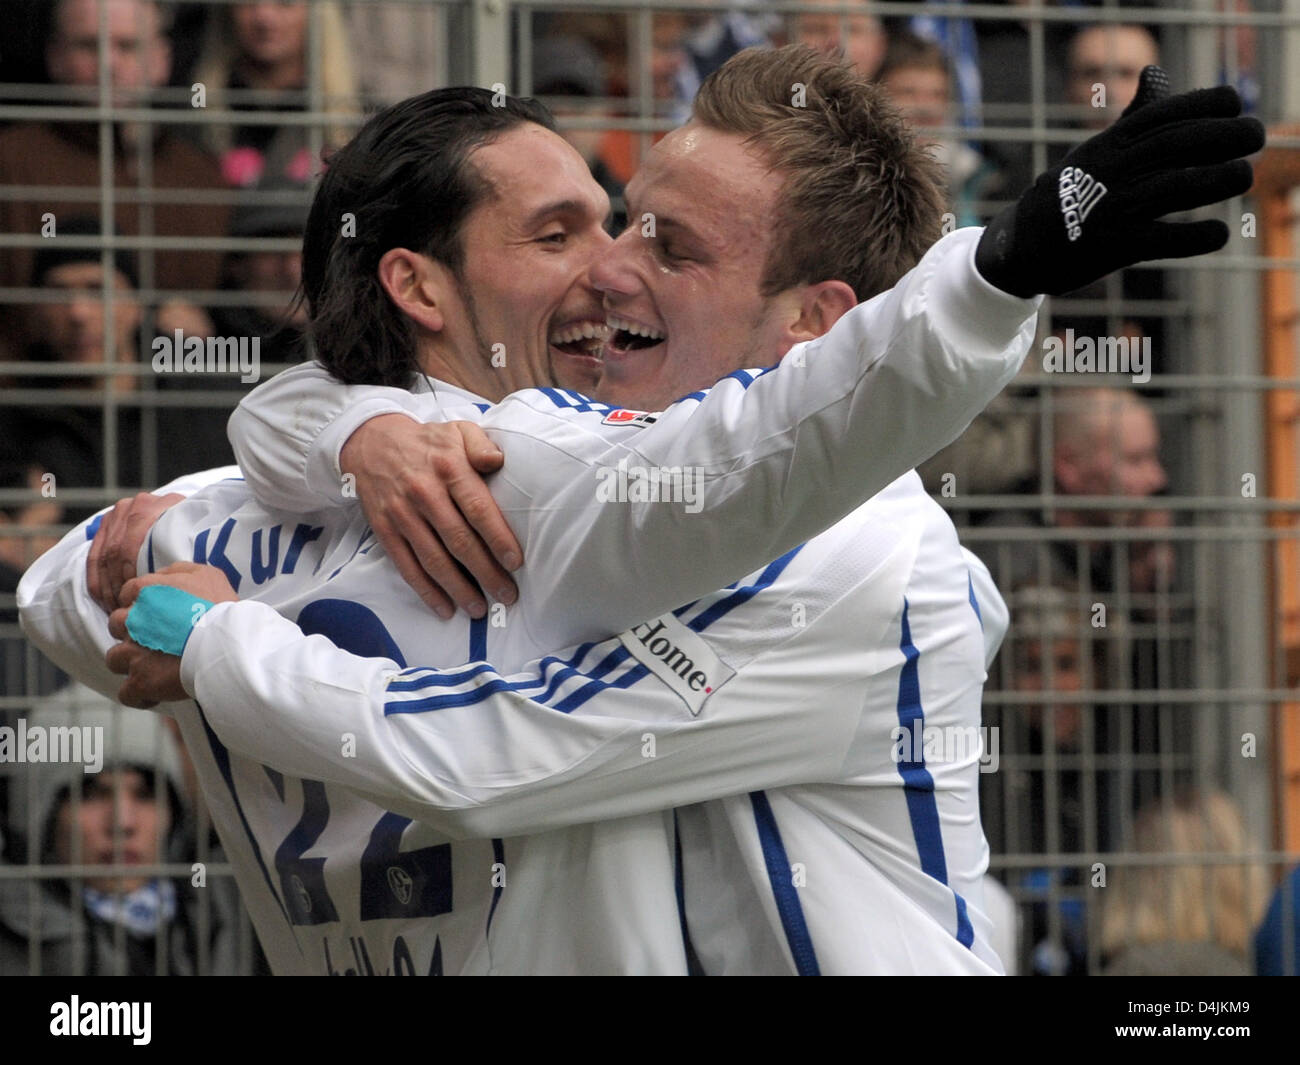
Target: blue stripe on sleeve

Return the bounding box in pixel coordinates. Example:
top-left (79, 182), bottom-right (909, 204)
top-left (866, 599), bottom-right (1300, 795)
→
top-left (688, 546), bottom-right (803, 632)
top-left (469, 614), bottom-right (487, 662)
top-left (895, 597), bottom-right (975, 949)
top-left (385, 675), bottom-right (528, 714)
top-left (389, 639), bottom-right (604, 698)
top-left (749, 791), bottom-right (819, 975)
top-left (895, 598), bottom-right (944, 880)
top-left (387, 647), bottom-right (583, 699)
top-left (549, 660), bottom-right (648, 713)
top-left (383, 639), bottom-right (647, 716)
top-left (84, 513), bottom-right (104, 540)
top-left (967, 571), bottom-right (983, 628)
top-left (954, 893), bottom-right (975, 949)
top-left (387, 662), bottom-right (500, 692)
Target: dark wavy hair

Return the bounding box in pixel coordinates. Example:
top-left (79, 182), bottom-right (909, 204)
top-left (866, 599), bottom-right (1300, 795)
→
top-left (302, 88), bottom-right (555, 386)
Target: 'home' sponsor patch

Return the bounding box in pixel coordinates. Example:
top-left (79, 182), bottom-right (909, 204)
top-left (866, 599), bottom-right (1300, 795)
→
top-left (619, 613), bottom-right (735, 716)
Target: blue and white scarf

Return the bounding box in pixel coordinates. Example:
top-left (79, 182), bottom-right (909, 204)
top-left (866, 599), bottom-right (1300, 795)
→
top-left (83, 879), bottom-right (177, 938)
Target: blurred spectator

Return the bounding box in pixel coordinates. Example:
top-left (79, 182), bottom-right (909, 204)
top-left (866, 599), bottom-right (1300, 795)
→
top-left (1100, 788), bottom-right (1268, 974)
top-left (682, 2), bottom-right (775, 83)
top-left (974, 0), bottom-right (1072, 199)
top-left (791, 0), bottom-right (887, 79)
top-left (985, 582), bottom-right (1112, 974)
top-left (163, 2), bottom-right (211, 90)
top-left (0, 1), bottom-right (57, 95)
top-left (10, 217), bottom-right (235, 503)
top-left (655, 3), bottom-right (779, 129)
top-left (1126, 504), bottom-right (1176, 599)
top-left (550, 10), bottom-right (696, 189)
top-left (1004, 584), bottom-right (1094, 754)
top-left (907, 4), bottom-right (982, 132)
top-left (0, 0), bottom-right (230, 363)
top-left (1219, 0), bottom-right (1259, 113)
top-left (1058, 25), bottom-right (1167, 361)
top-left (1255, 864), bottom-right (1300, 975)
top-left (0, 451), bottom-right (63, 597)
top-left (0, 427), bottom-right (69, 703)
top-left (0, 686), bottom-right (248, 974)
top-left (23, 217), bottom-right (144, 397)
top-left (344, 0), bottom-right (444, 105)
top-left (544, 11), bottom-right (628, 95)
top-left (879, 33), bottom-right (949, 129)
top-left (876, 31), bottom-right (998, 226)
top-left (1065, 23), bottom-right (1160, 131)
top-left (972, 383), bottom-right (1168, 594)
top-left (646, 10), bottom-right (693, 125)
top-left (191, 0), bottom-right (358, 189)
top-left (1052, 386), bottom-right (1167, 524)
top-left (209, 188), bottom-right (310, 364)
top-left (531, 36), bottom-right (626, 234)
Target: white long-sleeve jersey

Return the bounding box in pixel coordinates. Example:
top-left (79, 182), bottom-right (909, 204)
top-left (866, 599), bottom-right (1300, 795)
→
top-left (19, 228), bottom-right (1034, 973)
top-left (21, 470), bottom-right (1008, 974)
top-left (190, 473), bottom-right (1008, 974)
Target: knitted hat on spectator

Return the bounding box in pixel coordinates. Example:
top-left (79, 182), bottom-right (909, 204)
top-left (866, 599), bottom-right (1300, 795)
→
top-left (4, 684), bottom-right (188, 855)
top-left (30, 216), bottom-right (138, 290)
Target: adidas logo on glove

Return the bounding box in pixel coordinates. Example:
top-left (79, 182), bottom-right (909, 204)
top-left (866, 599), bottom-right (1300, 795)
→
top-left (975, 66), bottom-right (1262, 297)
top-left (1058, 166), bottom-right (1107, 241)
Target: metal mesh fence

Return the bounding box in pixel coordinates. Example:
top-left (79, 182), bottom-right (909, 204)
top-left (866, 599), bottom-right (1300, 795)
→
top-left (0, 0), bottom-right (1296, 975)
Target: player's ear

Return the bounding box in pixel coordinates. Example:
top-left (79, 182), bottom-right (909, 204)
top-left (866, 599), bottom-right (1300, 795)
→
top-left (784, 279), bottom-right (856, 344)
top-left (377, 248), bottom-right (448, 335)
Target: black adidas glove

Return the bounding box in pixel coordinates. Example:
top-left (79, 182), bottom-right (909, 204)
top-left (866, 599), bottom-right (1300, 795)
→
top-left (975, 66), bottom-right (1266, 298)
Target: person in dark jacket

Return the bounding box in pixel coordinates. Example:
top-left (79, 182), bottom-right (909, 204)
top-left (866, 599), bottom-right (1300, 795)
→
top-left (0, 686), bottom-right (250, 975)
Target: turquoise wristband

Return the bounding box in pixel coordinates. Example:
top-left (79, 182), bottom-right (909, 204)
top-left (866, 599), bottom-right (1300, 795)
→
top-left (125, 585), bottom-right (216, 657)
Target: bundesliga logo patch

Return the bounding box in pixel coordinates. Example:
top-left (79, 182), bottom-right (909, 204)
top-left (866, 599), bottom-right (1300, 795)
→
top-left (602, 408), bottom-right (659, 428)
top-left (1058, 166), bottom-right (1107, 242)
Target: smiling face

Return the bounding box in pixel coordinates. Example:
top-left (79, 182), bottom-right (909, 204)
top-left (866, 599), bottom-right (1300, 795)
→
top-left (587, 123), bottom-right (799, 410)
top-left (424, 123), bottom-right (613, 398)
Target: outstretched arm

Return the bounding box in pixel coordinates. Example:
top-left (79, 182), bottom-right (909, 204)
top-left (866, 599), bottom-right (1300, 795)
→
top-left (232, 228), bottom-right (1039, 650)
